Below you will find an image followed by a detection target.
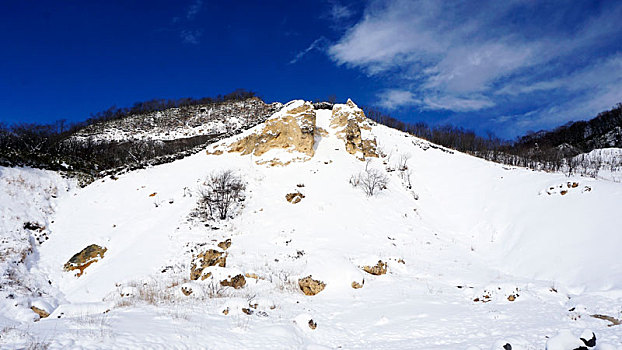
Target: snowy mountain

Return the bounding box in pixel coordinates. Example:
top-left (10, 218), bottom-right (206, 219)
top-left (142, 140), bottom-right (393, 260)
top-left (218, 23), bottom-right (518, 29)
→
top-left (1, 100), bottom-right (622, 349)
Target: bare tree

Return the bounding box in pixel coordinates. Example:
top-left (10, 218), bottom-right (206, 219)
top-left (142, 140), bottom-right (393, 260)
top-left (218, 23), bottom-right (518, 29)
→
top-left (199, 170), bottom-right (245, 220)
top-left (351, 167), bottom-right (389, 196)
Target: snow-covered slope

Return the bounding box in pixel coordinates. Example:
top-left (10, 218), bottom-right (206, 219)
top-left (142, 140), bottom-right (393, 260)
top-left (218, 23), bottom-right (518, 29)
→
top-left (1, 100), bottom-right (621, 349)
top-left (0, 167), bottom-right (72, 324)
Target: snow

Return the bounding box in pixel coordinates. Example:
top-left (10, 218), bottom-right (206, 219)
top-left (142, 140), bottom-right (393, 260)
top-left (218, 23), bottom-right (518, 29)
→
top-left (1, 102), bottom-right (622, 349)
top-left (571, 147), bottom-right (622, 182)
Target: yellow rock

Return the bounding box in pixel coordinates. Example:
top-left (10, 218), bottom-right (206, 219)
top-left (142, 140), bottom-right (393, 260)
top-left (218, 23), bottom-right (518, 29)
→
top-left (363, 260), bottom-right (388, 275)
top-left (298, 275), bottom-right (326, 296)
top-left (228, 102), bottom-right (316, 164)
top-left (63, 244), bottom-right (107, 277)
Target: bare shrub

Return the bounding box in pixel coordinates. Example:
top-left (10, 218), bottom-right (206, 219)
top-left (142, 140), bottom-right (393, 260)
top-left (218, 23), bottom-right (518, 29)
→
top-left (397, 153), bottom-right (411, 171)
top-left (399, 168), bottom-right (413, 189)
top-left (351, 167), bottom-right (389, 196)
top-left (199, 170), bottom-right (245, 220)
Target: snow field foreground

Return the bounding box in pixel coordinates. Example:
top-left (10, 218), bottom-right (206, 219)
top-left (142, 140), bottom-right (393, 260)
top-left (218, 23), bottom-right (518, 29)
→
top-left (1, 101), bottom-right (622, 349)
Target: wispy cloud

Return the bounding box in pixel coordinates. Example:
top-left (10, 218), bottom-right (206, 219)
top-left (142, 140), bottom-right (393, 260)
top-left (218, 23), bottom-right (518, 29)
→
top-left (186, 0), bottom-right (203, 20)
top-left (327, 1), bottom-right (353, 21)
top-left (377, 89), bottom-right (418, 109)
top-left (290, 37), bottom-right (328, 64)
top-left (180, 29), bottom-right (203, 45)
top-left (328, 0), bottom-right (622, 135)
top-left (171, 0), bottom-right (204, 45)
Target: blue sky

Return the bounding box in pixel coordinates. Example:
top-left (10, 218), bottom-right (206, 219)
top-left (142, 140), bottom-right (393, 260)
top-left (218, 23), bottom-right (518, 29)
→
top-left (1, 1), bottom-right (621, 139)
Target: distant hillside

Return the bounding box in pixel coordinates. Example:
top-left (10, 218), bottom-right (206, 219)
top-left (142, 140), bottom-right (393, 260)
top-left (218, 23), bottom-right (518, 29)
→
top-left (513, 103), bottom-right (622, 155)
top-left (365, 102), bottom-right (622, 179)
top-left (0, 91), bottom-right (280, 184)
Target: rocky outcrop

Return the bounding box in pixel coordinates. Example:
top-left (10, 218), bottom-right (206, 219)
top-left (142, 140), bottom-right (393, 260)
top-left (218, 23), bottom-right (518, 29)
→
top-left (63, 244), bottom-right (107, 277)
top-left (220, 274), bottom-right (246, 289)
top-left (363, 260), bottom-right (387, 275)
top-left (190, 249), bottom-right (227, 281)
top-left (225, 101), bottom-right (317, 165)
top-left (298, 276), bottom-right (326, 296)
top-left (330, 99), bottom-right (378, 159)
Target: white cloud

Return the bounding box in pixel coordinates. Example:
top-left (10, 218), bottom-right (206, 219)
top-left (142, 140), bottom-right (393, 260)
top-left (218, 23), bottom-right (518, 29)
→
top-left (377, 89), bottom-right (419, 109)
top-left (327, 0), bottom-right (622, 128)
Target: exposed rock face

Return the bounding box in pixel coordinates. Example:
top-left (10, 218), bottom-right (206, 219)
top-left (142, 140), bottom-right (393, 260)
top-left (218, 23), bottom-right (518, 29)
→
top-left (181, 286), bottom-right (193, 296)
top-left (220, 274), bottom-right (246, 289)
top-left (298, 276), bottom-right (326, 296)
top-left (285, 192), bottom-right (305, 204)
top-left (330, 99), bottom-right (378, 159)
top-left (363, 260), bottom-right (387, 275)
top-left (190, 249), bottom-right (226, 281)
top-left (63, 244), bottom-right (107, 277)
top-left (226, 101), bottom-right (317, 165)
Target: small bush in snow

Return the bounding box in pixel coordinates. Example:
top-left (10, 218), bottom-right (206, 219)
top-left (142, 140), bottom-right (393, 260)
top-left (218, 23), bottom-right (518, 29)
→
top-left (199, 170), bottom-right (245, 220)
top-left (397, 153), bottom-right (411, 171)
top-left (350, 167), bottom-right (388, 196)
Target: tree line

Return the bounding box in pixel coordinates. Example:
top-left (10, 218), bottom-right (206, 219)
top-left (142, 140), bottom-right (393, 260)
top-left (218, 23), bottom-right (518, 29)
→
top-left (363, 103), bottom-right (622, 176)
top-left (84, 89), bottom-right (257, 126)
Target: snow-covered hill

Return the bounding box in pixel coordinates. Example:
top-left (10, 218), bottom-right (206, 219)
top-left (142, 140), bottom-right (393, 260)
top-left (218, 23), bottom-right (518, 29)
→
top-left (571, 148), bottom-right (622, 182)
top-left (1, 100), bottom-right (621, 349)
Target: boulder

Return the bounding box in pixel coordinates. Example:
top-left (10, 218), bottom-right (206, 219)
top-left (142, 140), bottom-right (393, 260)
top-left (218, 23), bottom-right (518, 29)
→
top-left (298, 276), bottom-right (326, 296)
top-left (308, 319), bottom-right (317, 330)
top-left (181, 286), bottom-right (193, 296)
top-left (63, 244), bottom-right (107, 277)
top-left (363, 260), bottom-right (387, 275)
top-left (31, 306), bottom-right (50, 319)
top-left (220, 274), bottom-right (246, 289)
top-left (217, 239), bottom-right (231, 251)
top-left (351, 280), bottom-right (364, 289)
top-left (285, 192), bottom-right (305, 204)
top-left (190, 249), bottom-right (226, 281)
